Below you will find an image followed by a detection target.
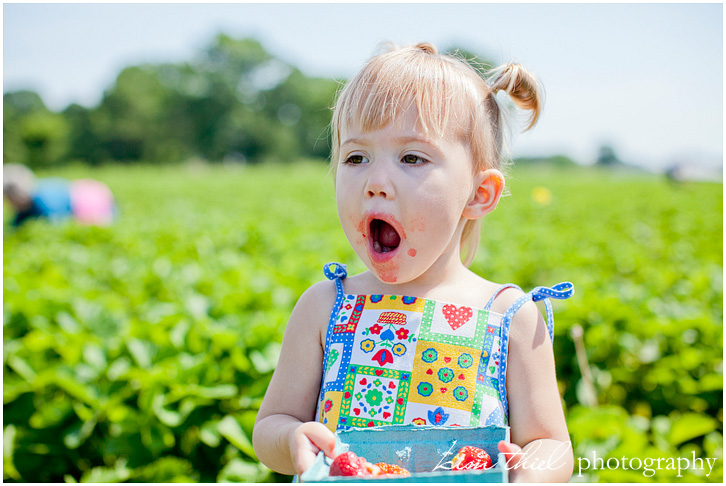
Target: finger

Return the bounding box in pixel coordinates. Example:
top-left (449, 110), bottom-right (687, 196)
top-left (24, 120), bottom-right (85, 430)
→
top-left (498, 440), bottom-right (523, 465)
top-left (290, 432), bottom-right (316, 474)
top-left (295, 450), bottom-right (317, 476)
top-left (303, 422), bottom-right (338, 458)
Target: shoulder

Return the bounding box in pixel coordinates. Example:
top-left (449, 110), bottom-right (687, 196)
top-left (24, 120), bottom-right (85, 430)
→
top-left (491, 286), bottom-right (546, 348)
top-left (293, 278), bottom-right (339, 318)
top-left (286, 278), bottom-right (341, 339)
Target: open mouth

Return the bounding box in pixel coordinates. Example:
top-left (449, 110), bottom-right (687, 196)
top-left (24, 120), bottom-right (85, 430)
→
top-left (369, 218), bottom-right (401, 254)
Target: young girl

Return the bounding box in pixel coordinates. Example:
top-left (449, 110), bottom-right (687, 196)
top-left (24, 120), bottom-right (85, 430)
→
top-left (253, 42), bottom-right (574, 482)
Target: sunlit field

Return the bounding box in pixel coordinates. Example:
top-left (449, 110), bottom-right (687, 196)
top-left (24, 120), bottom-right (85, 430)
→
top-left (3, 162), bottom-right (722, 482)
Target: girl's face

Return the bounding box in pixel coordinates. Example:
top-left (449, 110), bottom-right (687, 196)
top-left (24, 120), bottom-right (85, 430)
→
top-left (335, 106), bottom-right (478, 285)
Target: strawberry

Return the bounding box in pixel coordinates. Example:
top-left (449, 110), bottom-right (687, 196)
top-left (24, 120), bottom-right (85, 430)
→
top-left (330, 451), bottom-right (366, 476)
top-left (451, 445), bottom-right (493, 471)
top-left (375, 462), bottom-right (410, 476)
top-left (330, 451), bottom-right (381, 477)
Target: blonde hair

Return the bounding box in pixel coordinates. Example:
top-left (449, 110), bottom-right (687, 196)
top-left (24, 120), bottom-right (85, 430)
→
top-left (330, 42), bottom-right (543, 266)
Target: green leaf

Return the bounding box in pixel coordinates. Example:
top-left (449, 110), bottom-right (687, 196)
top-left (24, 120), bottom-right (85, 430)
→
top-left (3, 425), bottom-right (21, 480)
top-left (217, 458), bottom-right (270, 483)
top-left (6, 355), bottom-right (37, 382)
top-left (130, 456), bottom-right (197, 482)
top-left (217, 415), bottom-right (257, 460)
top-left (248, 342), bottom-right (281, 374)
top-left (79, 458), bottom-right (130, 483)
top-left (82, 343), bottom-right (107, 370)
top-left (199, 421), bottom-right (221, 447)
top-left (151, 394), bottom-right (195, 427)
top-left (191, 384), bottom-right (238, 399)
top-left (669, 413), bottom-right (719, 446)
top-left (63, 416), bottom-right (97, 449)
top-left (55, 311), bottom-right (81, 334)
top-left (127, 338), bottom-right (153, 369)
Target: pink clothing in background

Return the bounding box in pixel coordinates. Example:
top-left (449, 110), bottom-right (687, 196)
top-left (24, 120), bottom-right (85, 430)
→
top-left (70, 179), bottom-right (115, 225)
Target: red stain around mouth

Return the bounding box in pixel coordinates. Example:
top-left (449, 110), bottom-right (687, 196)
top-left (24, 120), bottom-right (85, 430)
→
top-left (408, 248), bottom-right (417, 257)
top-left (375, 265), bottom-right (398, 283)
top-left (354, 213), bottom-right (405, 283)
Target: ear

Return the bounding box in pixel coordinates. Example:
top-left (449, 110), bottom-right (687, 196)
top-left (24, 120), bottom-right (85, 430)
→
top-left (462, 169), bottom-right (504, 220)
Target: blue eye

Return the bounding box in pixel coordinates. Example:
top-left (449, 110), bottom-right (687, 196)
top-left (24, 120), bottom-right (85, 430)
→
top-left (402, 154), bottom-right (427, 165)
top-left (345, 155), bottom-right (368, 165)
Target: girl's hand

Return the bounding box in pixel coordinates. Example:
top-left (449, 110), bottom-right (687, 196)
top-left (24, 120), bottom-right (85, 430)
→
top-left (498, 439), bottom-right (573, 482)
top-left (498, 440), bottom-right (538, 483)
top-left (289, 422), bottom-right (338, 475)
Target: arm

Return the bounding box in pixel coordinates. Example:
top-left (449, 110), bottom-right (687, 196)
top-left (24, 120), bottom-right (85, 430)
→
top-left (497, 298), bottom-right (573, 482)
top-left (252, 281), bottom-right (339, 475)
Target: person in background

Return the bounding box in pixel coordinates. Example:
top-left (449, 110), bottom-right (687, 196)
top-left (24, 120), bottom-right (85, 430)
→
top-left (3, 163), bottom-right (116, 227)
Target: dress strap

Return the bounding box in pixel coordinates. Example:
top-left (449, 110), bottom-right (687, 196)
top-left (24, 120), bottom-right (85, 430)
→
top-left (320, 263), bottom-right (348, 402)
top-left (323, 262), bottom-right (347, 326)
top-left (497, 282), bottom-right (574, 419)
top-left (483, 283), bottom-right (522, 311)
top-left (529, 282), bottom-right (574, 340)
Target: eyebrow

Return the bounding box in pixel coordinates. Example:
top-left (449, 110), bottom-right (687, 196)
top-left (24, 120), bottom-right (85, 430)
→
top-left (341, 136), bottom-right (435, 147)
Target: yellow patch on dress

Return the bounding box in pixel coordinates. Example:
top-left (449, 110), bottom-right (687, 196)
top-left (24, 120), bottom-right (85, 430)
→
top-left (408, 340), bottom-right (480, 411)
top-left (364, 295), bottom-right (426, 312)
top-left (319, 391), bottom-right (343, 433)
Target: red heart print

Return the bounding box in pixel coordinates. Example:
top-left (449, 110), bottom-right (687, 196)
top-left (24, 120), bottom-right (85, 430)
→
top-left (360, 378), bottom-right (367, 385)
top-left (397, 398), bottom-right (404, 405)
top-left (440, 387), bottom-right (447, 393)
top-left (383, 412), bottom-right (391, 419)
top-left (442, 304), bottom-right (473, 330)
top-left (344, 392), bottom-right (351, 399)
top-left (444, 357), bottom-right (451, 363)
top-left (389, 381), bottom-right (396, 389)
top-left (426, 368), bottom-right (433, 375)
top-left (375, 369), bottom-right (384, 376)
top-left (353, 408), bottom-right (360, 415)
top-left (459, 374), bottom-right (466, 380)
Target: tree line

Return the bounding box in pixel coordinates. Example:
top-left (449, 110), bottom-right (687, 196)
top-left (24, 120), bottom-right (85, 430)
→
top-left (4, 35), bottom-right (341, 168)
top-left (5, 35), bottom-right (589, 170)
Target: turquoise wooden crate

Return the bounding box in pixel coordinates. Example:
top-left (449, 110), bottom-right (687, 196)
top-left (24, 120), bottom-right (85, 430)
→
top-left (300, 425), bottom-right (509, 483)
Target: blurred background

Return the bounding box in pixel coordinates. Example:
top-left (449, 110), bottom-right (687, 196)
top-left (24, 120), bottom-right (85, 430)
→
top-left (3, 2), bottom-right (723, 483)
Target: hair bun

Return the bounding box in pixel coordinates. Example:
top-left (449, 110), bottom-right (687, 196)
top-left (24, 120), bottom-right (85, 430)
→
top-left (415, 42), bottom-right (438, 55)
top-left (489, 62), bottom-right (543, 130)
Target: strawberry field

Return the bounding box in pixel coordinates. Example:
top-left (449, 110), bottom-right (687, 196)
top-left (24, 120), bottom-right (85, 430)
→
top-left (3, 162), bottom-right (722, 482)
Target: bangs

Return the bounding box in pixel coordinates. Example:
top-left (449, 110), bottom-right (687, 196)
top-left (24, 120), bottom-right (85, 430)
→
top-left (331, 47), bottom-right (485, 167)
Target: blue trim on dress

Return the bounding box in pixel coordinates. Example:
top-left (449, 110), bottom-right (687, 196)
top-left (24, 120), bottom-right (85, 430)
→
top-left (319, 263), bottom-right (348, 402)
top-left (497, 282), bottom-right (574, 418)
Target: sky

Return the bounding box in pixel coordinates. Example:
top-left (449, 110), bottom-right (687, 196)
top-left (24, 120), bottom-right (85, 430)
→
top-left (3, 1), bottom-right (723, 171)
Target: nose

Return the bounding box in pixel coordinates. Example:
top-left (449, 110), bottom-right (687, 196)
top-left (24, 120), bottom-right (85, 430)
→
top-left (364, 161), bottom-right (395, 200)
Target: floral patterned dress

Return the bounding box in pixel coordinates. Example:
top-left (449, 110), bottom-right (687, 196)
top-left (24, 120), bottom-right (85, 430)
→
top-left (316, 263), bottom-right (574, 432)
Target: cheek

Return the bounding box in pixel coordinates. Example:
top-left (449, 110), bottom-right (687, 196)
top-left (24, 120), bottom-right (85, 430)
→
top-left (408, 216), bottom-right (426, 233)
top-left (352, 215), bottom-right (366, 245)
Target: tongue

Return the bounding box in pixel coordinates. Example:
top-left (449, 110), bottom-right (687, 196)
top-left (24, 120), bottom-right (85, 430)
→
top-left (378, 222), bottom-right (401, 248)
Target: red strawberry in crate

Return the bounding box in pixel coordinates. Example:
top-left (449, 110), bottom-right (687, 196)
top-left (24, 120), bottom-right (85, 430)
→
top-left (329, 451), bottom-right (381, 477)
top-left (375, 462), bottom-right (410, 476)
top-left (451, 445), bottom-right (493, 470)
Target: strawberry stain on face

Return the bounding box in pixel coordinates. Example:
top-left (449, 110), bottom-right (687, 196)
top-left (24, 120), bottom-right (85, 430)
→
top-left (351, 215), bottom-right (365, 246)
top-left (372, 261), bottom-right (398, 283)
top-left (408, 216), bottom-right (426, 233)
